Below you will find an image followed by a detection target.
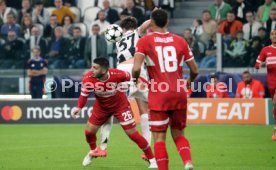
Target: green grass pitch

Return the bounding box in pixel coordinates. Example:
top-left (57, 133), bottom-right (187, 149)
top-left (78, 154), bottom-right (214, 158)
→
top-left (0, 124), bottom-right (276, 170)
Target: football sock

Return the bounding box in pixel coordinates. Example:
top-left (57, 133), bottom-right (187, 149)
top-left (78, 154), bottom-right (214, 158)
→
top-left (154, 141), bottom-right (169, 170)
top-left (129, 131), bottom-right (154, 159)
top-left (100, 116), bottom-right (113, 150)
top-left (174, 135), bottom-right (192, 165)
top-left (140, 113), bottom-right (151, 144)
top-left (85, 129), bottom-right (97, 150)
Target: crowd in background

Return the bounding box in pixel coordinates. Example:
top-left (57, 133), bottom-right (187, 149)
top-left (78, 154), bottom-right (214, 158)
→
top-left (185, 0), bottom-right (275, 68)
top-left (0, 0), bottom-right (274, 69)
top-left (0, 0), bottom-right (174, 69)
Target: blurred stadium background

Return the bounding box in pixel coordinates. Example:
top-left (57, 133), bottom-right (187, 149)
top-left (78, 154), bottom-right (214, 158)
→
top-left (1, 0), bottom-right (276, 169)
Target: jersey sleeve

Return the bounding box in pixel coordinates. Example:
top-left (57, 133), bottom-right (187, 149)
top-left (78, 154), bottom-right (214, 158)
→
top-left (135, 37), bottom-right (146, 56)
top-left (182, 39), bottom-right (194, 62)
top-left (256, 48), bottom-right (267, 63)
top-left (27, 60), bottom-right (32, 69)
top-left (115, 69), bottom-right (131, 82)
top-left (78, 77), bottom-right (93, 108)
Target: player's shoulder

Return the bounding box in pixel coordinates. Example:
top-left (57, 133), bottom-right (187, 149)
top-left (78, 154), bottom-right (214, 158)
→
top-left (109, 68), bottom-right (125, 75)
top-left (82, 71), bottom-right (94, 82)
top-left (263, 45), bottom-right (273, 51)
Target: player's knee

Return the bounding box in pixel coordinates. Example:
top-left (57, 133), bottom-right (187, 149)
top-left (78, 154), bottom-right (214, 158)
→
top-left (85, 123), bottom-right (98, 134)
top-left (125, 128), bottom-right (136, 136)
top-left (171, 129), bottom-right (184, 140)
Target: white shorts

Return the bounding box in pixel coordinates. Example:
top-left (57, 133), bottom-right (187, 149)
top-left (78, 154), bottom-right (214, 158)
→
top-left (117, 63), bottom-right (148, 102)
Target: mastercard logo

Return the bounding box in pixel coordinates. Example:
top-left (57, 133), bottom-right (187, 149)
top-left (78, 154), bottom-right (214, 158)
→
top-left (1, 105), bottom-right (22, 121)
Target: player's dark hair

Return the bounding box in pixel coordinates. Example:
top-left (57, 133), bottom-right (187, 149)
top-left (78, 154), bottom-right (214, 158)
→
top-left (243, 70), bottom-right (250, 74)
top-left (120, 16), bottom-right (137, 30)
top-left (151, 9), bottom-right (168, 28)
top-left (93, 58), bottom-right (109, 70)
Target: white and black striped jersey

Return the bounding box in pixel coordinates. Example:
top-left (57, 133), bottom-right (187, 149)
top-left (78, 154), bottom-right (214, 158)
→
top-left (116, 29), bottom-right (140, 64)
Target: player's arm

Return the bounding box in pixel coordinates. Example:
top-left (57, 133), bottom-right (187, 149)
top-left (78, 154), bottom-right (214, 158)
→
top-left (72, 79), bottom-right (90, 119)
top-left (255, 48), bottom-right (266, 69)
top-left (137, 19), bottom-right (151, 35)
top-left (132, 53), bottom-right (145, 84)
top-left (132, 37), bottom-right (146, 84)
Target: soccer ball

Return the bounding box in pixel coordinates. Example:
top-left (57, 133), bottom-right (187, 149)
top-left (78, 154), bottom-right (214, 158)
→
top-left (104, 24), bottom-right (123, 43)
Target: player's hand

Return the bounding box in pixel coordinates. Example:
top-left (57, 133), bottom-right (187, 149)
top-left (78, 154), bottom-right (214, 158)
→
top-left (71, 107), bottom-right (81, 119)
top-left (254, 62), bottom-right (260, 70)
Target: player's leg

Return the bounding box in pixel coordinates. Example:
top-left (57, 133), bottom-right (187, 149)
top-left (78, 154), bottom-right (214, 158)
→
top-left (149, 110), bottom-right (170, 170)
top-left (82, 109), bottom-right (110, 166)
top-left (136, 98), bottom-right (151, 145)
top-left (100, 116), bottom-right (113, 151)
top-left (82, 122), bottom-right (101, 166)
top-left (170, 110), bottom-right (193, 170)
top-left (114, 109), bottom-right (157, 168)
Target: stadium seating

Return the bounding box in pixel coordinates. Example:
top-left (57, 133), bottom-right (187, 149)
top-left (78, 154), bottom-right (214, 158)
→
top-left (73, 23), bottom-right (88, 36)
top-left (83, 7), bottom-right (102, 29)
top-left (70, 7), bottom-right (81, 22)
top-left (77, 0), bottom-right (96, 16)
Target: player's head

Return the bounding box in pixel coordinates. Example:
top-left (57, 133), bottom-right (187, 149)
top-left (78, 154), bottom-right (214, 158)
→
top-left (270, 29), bottom-right (276, 43)
top-left (120, 16), bottom-right (137, 32)
top-left (32, 46), bottom-right (41, 58)
top-left (210, 73), bottom-right (219, 85)
top-left (151, 9), bottom-right (168, 29)
top-left (91, 58), bottom-right (109, 79)
top-left (242, 70), bottom-right (252, 85)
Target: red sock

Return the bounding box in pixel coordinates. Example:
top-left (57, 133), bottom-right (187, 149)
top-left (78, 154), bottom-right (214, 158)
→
top-left (154, 141), bottom-right (169, 170)
top-left (174, 135), bottom-right (192, 165)
top-left (129, 131), bottom-right (154, 159)
top-left (85, 129), bottom-right (97, 150)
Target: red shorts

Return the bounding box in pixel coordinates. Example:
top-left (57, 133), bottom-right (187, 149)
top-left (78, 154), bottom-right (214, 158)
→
top-left (89, 106), bottom-right (136, 130)
top-left (149, 109), bottom-right (187, 132)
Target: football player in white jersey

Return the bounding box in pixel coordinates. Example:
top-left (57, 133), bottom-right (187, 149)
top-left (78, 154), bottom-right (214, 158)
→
top-left (96, 17), bottom-right (152, 161)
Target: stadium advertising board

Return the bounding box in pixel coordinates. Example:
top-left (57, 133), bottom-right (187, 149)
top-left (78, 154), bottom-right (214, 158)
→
top-left (186, 99), bottom-right (267, 125)
top-left (0, 99), bottom-right (92, 124)
top-left (0, 99), bottom-right (270, 124)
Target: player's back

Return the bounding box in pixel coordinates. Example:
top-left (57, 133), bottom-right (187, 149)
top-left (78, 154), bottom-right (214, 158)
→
top-left (116, 29), bottom-right (140, 63)
top-left (136, 32), bottom-right (194, 111)
top-left (257, 45), bottom-right (276, 81)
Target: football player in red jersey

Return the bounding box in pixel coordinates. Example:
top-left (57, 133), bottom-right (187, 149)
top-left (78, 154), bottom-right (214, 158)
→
top-left (255, 29), bottom-right (276, 141)
top-left (132, 9), bottom-right (198, 170)
top-left (71, 58), bottom-right (157, 168)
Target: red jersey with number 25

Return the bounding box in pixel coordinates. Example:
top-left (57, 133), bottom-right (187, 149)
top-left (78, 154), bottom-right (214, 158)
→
top-left (136, 32), bottom-right (194, 111)
top-left (257, 45), bottom-right (276, 83)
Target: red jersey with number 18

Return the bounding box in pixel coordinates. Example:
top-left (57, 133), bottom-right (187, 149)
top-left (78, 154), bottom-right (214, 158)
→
top-left (135, 32), bottom-right (194, 111)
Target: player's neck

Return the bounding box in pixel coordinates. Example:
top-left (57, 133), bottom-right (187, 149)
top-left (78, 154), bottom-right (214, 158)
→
top-left (98, 72), bottom-right (109, 82)
top-left (151, 27), bottom-right (167, 34)
top-left (272, 43), bottom-right (276, 48)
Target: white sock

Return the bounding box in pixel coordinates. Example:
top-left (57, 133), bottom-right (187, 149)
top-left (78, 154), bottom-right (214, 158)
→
top-left (140, 113), bottom-right (151, 144)
top-left (100, 116), bottom-right (113, 150)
